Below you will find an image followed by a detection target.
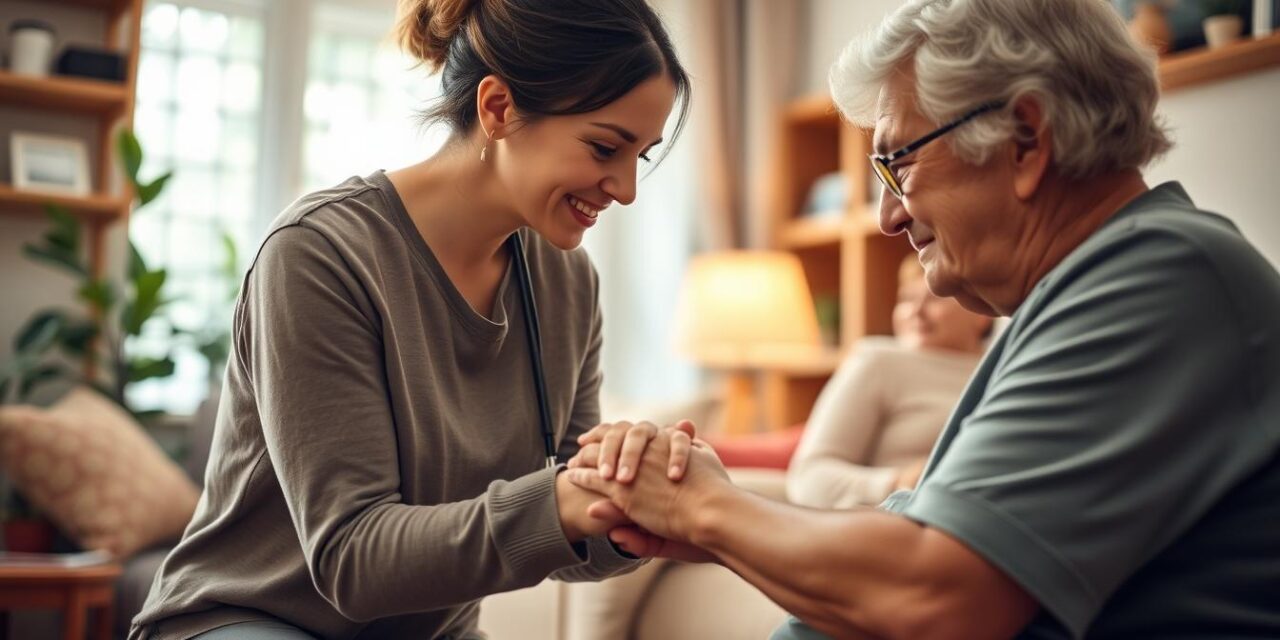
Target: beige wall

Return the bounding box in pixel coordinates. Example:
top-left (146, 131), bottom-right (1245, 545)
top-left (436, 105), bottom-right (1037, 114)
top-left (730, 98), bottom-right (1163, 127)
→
top-left (803, 0), bottom-right (1280, 268)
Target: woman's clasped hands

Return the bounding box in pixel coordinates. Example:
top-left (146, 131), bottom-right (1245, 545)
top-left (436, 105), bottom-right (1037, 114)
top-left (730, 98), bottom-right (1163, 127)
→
top-left (565, 420), bottom-right (732, 562)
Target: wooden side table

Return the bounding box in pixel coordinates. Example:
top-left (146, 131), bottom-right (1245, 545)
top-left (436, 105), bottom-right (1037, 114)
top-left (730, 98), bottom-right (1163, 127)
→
top-left (0, 563), bottom-right (122, 640)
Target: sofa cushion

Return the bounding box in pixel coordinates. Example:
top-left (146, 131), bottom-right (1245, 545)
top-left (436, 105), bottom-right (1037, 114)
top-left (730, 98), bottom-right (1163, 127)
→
top-left (0, 387), bottom-right (199, 559)
top-left (706, 425), bottom-right (805, 470)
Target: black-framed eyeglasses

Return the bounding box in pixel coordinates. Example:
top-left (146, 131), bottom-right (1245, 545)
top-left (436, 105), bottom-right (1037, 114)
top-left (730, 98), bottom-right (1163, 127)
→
top-left (869, 101), bottom-right (1005, 199)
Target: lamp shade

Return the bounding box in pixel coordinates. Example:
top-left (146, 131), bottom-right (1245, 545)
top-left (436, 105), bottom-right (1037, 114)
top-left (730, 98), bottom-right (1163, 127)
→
top-left (674, 251), bottom-right (823, 368)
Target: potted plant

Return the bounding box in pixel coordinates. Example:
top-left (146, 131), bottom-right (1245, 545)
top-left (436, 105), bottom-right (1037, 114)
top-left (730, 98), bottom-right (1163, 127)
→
top-left (1203, 0), bottom-right (1246, 48)
top-left (15, 129), bottom-right (177, 421)
top-left (1, 130), bottom-right (176, 550)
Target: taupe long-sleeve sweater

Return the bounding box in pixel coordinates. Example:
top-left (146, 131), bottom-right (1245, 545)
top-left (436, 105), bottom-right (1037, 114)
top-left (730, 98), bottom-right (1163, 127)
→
top-left (129, 172), bottom-right (639, 640)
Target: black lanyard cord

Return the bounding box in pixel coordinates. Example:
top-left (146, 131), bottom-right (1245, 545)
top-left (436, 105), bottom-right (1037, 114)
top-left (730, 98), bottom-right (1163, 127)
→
top-left (507, 232), bottom-right (558, 469)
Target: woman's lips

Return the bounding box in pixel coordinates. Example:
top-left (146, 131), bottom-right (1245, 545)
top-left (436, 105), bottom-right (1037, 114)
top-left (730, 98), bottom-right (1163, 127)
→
top-left (566, 195), bottom-right (598, 228)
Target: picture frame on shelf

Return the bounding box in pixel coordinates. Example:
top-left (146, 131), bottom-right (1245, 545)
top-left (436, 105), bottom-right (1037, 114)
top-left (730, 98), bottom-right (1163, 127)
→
top-left (10, 132), bottom-right (91, 196)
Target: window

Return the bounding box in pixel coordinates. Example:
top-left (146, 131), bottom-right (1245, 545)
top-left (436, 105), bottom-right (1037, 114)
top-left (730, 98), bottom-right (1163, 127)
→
top-left (303, 5), bottom-right (447, 191)
top-left (129, 1), bottom-right (267, 414)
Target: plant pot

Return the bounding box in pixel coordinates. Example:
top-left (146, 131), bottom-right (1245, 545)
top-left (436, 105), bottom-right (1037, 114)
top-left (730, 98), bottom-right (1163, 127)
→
top-left (1129, 2), bottom-right (1173, 55)
top-left (1203, 15), bottom-right (1244, 49)
top-left (3, 517), bottom-right (56, 553)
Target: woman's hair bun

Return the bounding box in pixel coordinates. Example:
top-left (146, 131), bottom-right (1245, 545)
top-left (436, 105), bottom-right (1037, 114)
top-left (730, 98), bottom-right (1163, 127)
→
top-left (395, 0), bottom-right (480, 70)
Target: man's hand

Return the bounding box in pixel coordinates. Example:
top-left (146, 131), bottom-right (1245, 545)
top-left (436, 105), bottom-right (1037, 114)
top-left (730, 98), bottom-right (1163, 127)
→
top-left (566, 432), bottom-right (732, 543)
top-left (603, 525), bottom-right (720, 563)
top-left (567, 420), bottom-right (703, 482)
top-left (554, 470), bottom-right (629, 542)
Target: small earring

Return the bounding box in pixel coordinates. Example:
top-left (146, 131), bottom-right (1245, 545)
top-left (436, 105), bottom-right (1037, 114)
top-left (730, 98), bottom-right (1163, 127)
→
top-left (480, 128), bottom-right (495, 162)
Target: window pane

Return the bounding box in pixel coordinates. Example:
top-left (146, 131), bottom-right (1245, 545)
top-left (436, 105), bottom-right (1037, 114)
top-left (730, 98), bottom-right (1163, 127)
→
top-left (303, 10), bottom-right (445, 192)
top-left (221, 62), bottom-right (261, 114)
top-left (131, 0), bottom-right (266, 415)
top-left (142, 3), bottom-right (179, 50)
top-left (179, 7), bottom-right (229, 54)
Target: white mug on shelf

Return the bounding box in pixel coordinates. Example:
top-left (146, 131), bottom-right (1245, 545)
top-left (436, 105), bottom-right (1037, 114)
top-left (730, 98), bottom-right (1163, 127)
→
top-left (9, 19), bottom-right (57, 77)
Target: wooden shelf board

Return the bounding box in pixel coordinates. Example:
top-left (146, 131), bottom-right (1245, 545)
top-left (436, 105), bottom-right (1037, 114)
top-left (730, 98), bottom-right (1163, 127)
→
top-left (0, 70), bottom-right (129, 117)
top-left (0, 184), bottom-right (127, 222)
top-left (781, 216), bottom-right (845, 248)
top-left (52, 0), bottom-right (134, 13)
top-left (1160, 34), bottom-right (1280, 92)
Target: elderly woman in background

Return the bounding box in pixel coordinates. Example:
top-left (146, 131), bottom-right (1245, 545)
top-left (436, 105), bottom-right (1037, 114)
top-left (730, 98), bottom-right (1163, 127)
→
top-left (567, 0), bottom-right (1280, 637)
top-left (787, 256), bottom-right (991, 509)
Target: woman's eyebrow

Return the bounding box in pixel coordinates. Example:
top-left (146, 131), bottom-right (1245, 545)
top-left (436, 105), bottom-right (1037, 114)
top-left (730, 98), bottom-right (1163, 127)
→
top-left (590, 122), bottom-right (662, 147)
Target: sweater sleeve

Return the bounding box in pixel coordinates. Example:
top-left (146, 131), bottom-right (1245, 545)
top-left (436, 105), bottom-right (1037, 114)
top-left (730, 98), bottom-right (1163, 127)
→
top-left (241, 225), bottom-right (595, 621)
top-left (787, 341), bottom-right (900, 508)
top-left (547, 257), bottom-right (645, 582)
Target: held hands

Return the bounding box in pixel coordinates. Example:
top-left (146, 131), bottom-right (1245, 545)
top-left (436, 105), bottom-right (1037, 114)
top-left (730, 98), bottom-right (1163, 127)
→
top-left (554, 470), bottom-right (629, 543)
top-left (565, 428), bottom-right (731, 548)
top-left (555, 420), bottom-right (704, 545)
top-left (567, 419), bottom-right (702, 482)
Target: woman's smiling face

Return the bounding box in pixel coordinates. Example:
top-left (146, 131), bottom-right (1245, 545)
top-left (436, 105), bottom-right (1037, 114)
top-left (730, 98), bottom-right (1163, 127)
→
top-left (491, 74), bottom-right (677, 251)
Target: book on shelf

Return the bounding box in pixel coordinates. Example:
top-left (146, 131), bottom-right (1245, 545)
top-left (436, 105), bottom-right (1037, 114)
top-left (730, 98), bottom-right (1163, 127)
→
top-left (0, 549), bottom-right (111, 568)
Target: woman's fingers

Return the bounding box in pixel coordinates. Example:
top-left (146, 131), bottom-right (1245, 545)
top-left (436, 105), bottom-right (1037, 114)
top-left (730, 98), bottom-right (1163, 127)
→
top-left (596, 423), bottom-right (632, 479)
top-left (577, 423), bottom-right (611, 446)
top-left (616, 423), bottom-right (658, 482)
top-left (667, 431), bottom-right (692, 480)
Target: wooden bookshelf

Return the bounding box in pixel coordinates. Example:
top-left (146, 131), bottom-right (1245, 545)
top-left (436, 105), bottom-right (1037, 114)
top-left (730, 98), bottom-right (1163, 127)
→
top-left (0, 0), bottom-right (143, 257)
top-left (0, 184), bottom-right (127, 220)
top-left (0, 70), bottom-right (129, 117)
top-left (1160, 33), bottom-right (1280, 92)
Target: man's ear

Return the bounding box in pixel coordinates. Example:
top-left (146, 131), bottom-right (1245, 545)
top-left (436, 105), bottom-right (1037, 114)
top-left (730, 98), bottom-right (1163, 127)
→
top-left (1009, 95), bottom-right (1053, 201)
top-left (476, 74), bottom-right (519, 139)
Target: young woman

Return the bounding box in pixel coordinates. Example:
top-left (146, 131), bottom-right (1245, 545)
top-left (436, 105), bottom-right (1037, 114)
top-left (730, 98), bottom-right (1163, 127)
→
top-left (129, 0), bottom-right (690, 638)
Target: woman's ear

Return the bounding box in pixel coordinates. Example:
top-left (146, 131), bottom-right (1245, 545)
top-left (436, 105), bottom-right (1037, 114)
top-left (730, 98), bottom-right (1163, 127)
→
top-left (475, 74), bottom-right (518, 139)
top-left (1009, 95), bottom-right (1053, 202)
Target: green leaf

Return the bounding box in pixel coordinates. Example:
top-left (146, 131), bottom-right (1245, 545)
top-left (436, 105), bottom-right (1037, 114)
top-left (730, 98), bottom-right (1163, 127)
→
top-left (136, 171), bottom-right (172, 207)
top-left (132, 408), bottom-right (167, 424)
top-left (22, 244), bottom-right (86, 278)
top-left (58, 320), bottom-right (99, 356)
top-left (15, 311), bottom-right (65, 353)
top-left (44, 205), bottom-right (81, 253)
top-left (78, 280), bottom-right (117, 314)
top-left (117, 129), bottom-right (143, 186)
top-left (22, 205), bottom-right (87, 276)
top-left (219, 229), bottom-right (242, 301)
top-left (122, 269), bottom-right (167, 335)
top-left (20, 364), bottom-right (68, 401)
top-left (127, 241), bottom-right (148, 281)
top-left (127, 356), bottom-right (175, 383)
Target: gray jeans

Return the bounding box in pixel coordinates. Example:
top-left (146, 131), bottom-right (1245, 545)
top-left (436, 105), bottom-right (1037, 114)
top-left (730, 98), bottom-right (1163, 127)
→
top-left (194, 620), bottom-right (316, 639)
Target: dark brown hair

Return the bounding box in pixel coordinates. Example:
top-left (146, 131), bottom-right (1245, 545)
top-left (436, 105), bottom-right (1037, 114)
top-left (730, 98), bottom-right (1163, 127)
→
top-left (395, 0), bottom-right (691, 161)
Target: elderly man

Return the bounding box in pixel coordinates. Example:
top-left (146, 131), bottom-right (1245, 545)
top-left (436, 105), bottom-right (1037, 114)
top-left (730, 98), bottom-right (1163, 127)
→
top-left (566, 0), bottom-right (1280, 637)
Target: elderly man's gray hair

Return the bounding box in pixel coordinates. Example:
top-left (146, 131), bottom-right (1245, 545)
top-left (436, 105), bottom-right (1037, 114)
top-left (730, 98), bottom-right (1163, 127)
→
top-left (832, 0), bottom-right (1173, 179)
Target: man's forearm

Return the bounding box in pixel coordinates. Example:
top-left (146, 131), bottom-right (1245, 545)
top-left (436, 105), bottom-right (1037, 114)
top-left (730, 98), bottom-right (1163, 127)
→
top-left (691, 485), bottom-right (929, 638)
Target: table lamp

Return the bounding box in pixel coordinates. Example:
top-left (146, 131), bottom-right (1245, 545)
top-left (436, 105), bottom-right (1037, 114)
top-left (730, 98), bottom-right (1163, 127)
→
top-left (674, 251), bottom-right (823, 435)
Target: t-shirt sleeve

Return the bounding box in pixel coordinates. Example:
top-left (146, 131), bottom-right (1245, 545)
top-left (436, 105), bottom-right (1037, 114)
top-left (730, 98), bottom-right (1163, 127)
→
top-left (889, 230), bottom-right (1270, 637)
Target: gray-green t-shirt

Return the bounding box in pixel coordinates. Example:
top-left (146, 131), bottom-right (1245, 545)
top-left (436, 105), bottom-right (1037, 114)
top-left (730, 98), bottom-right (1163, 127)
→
top-left (776, 182), bottom-right (1280, 639)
